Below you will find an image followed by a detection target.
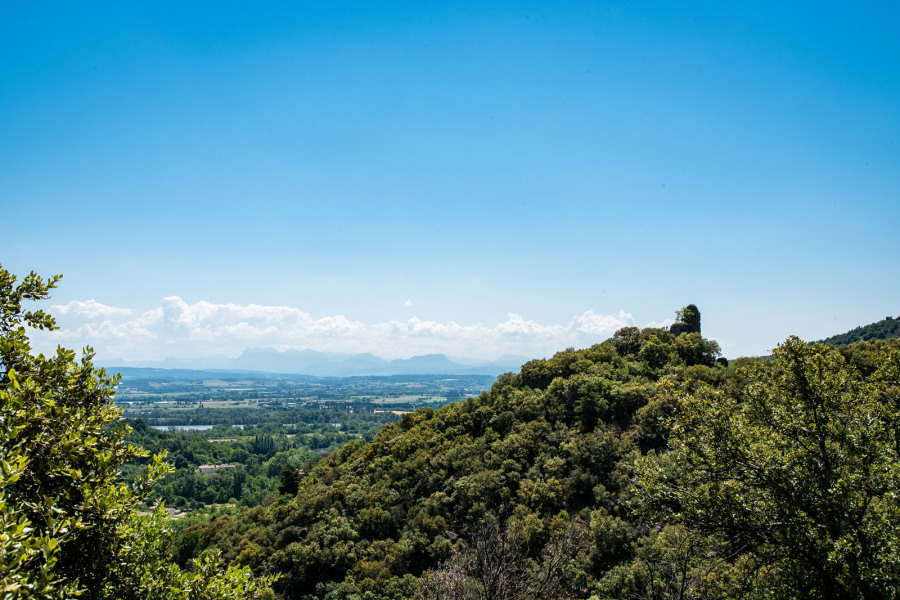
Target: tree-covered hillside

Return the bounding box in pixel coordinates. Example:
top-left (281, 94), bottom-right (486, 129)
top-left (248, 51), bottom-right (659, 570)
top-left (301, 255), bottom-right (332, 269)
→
top-left (6, 267), bottom-right (899, 600)
top-left (182, 308), bottom-right (900, 599)
top-left (819, 315), bottom-right (900, 346)
top-left (180, 320), bottom-right (727, 599)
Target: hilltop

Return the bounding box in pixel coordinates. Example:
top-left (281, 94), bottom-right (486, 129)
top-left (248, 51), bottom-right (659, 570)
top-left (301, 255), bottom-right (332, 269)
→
top-left (819, 314), bottom-right (900, 346)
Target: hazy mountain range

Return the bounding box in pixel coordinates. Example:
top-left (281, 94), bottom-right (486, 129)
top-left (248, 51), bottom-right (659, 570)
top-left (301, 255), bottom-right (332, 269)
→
top-left (103, 347), bottom-right (530, 377)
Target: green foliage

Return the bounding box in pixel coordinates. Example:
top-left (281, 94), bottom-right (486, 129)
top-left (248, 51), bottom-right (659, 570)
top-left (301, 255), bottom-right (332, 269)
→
top-left (638, 335), bottom-right (671, 369)
top-left (121, 422), bottom-right (325, 508)
top-left (592, 525), bottom-right (729, 600)
top-left (185, 318), bottom-right (737, 599)
top-left (252, 435), bottom-right (277, 455)
top-left (0, 453), bottom-right (59, 600)
top-left (155, 302), bottom-right (900, 600)
top-left (0, 265), bottom-right (275, 599)
top-left (634, 337), bottom-right (900, 598)
top-left (611, 327), bottom-right (641, 358)
top-left (70, 294), bottom-right (895, 600)
top-left (417, 519), bottom-right (589, 600)
top-left (279, 464), bottom-right (302, 496)
top-left (671, 332), bottom-right (720, 366)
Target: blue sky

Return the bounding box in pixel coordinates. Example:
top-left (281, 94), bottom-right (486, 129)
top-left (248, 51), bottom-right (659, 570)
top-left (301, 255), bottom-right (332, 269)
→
top-left (2, 1), bottom-right (898, 361)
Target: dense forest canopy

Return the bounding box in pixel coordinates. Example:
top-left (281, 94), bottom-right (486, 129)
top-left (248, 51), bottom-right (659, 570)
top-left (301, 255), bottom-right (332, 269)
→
top-left (5, 268), bottom-right (900, 600)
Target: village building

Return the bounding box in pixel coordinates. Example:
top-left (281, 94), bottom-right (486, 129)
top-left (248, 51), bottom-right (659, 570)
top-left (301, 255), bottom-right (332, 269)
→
top-left (196, 464), bottom-right (238, 474)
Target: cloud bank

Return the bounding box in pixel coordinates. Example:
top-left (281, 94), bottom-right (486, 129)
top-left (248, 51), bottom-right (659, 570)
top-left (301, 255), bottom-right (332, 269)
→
top-left (32, 297), bottom-right (635, 362)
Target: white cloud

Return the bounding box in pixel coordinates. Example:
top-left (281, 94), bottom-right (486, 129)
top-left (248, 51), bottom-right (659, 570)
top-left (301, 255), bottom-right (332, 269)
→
top-left (645, 318), bottom-right (675, 330)
top-left (53, 299), bottom-right (133, 319)
top-left (573, 310), bottom-right (633, 335)
top-left (404, 298), bottom-right (413, 307)
top-left (31, 297), bottom-right (635, 361)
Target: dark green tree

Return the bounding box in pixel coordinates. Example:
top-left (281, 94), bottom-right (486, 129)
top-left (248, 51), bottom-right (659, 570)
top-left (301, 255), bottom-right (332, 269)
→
top-left (634, 337), bottom-right (900, 599)
top-left (671, 332), bottom-right (720, 366)
top-left (573, 376), bottom-right (609, 432)
top-left (611, 327), bottom-right (641, 357)
top-left (252, 434), bottom-right (276, 455)
top-left (279, 464), bottom-right (302, 496)
top-left (638, 334), bottom-right (671, 369)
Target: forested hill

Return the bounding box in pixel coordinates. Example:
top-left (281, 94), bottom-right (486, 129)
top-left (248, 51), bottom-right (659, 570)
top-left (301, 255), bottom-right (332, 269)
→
top-left (181, 320), bottom-right (900, 600)
top-left (819, 315), bottom-right (900, 346)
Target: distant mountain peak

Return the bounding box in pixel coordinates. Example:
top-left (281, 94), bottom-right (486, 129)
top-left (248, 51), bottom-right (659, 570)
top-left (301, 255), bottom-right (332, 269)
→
top-left (108, 348), bottom-right (526, 377)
